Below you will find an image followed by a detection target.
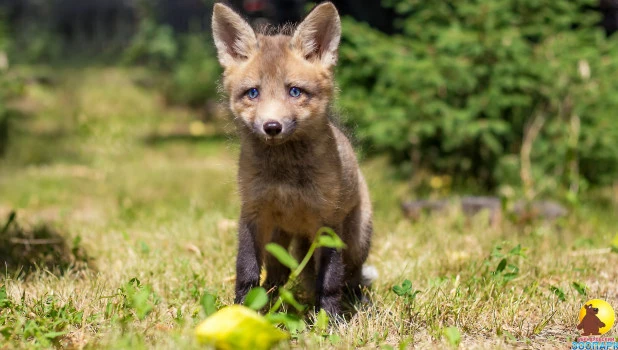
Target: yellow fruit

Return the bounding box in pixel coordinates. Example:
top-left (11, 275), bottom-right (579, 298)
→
top-left (195, 305), bottom-right (288, 350)
top-left (578, 299), bottom-right (616, 335)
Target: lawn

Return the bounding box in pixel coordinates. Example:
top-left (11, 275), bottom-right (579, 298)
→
top-left (1, 67), bottom-right (617, 349)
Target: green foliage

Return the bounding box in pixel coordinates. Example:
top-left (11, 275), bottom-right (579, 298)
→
top-left (123, 21), bottom-right (221, 108)
top-left (200, 291), bottom-right (219, 316)
top-left (165, 34), bottom-right (221, 107)
top-left (337, 0), bottom-right (618, 192)
top-left (241, 227), bottom-right (347, 335)
top-left (265, 243), bottom-right (299, 270)
top-left (485, 243), bottom-right (526, 285)
top-left (0, 285), bottom-right (93, 348)
top-left (244, 287), bottom-right (269, 310)
top-left (0, 18), bottom-right (25, 157)
top-left (391, 279), bottom-right (420, 303)
top-left (549, 285), bottom-right (566, 302)
top-left (102, 278), bottom-right (160, 327)
top-left (123, 20), bottom-right (178, 69)
top-left (315, 227), bottom-right (347, 249)
top-left (571, 281), bottom-right (587, 296)
top-left (443, 326), bottom-right (461, 347)
top-left (195, 227), bottom-right (346, 348)
top-left (3, 2), bottom-right (63, 63)
top-left (0, 18), bottom-right (10, 151)
top-left (119, 278), bottom-right (159, 321)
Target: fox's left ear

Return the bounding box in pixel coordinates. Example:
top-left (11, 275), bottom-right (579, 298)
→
top-left (212, 3), bottom-right (258, 69)
top-left (291, 2), bottom-right (341, 68)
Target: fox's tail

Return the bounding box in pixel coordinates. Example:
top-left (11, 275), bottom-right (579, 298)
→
top-left (361, 265), bottom-right (379, 287)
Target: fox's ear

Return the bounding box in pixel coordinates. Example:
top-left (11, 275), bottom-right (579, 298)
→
top-left (212, 3), bottom-right (257, 68)
top-left (291, 2), bottom-right (341, 68)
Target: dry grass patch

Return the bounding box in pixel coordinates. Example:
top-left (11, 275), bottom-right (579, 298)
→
top-left (0, 67), bottom-right (616, 349)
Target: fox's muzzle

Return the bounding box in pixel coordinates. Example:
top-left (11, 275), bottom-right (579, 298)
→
top-left (263, 121), bottom-right (283, 136)
top-left (254, 118), bottom-right (297, 144)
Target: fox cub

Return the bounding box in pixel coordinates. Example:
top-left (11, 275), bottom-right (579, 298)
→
top-left (211, 2), bottom-right (373, 315)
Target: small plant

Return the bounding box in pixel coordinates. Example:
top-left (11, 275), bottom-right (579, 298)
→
top-left (392, 279), bottom-right (421, 337)
top-left (0, 285), bottom-right (94, 347)
top-left (241, 227), bottom-right (347, 334)
top-left (195, 227), bottom-right (347, 349)
top-left (102, 278), bottom-right (160, 331)
top-left (486, 243), bottom-right (527, 285)
top-left (392, 279), bottom-right (420, 303)
top-left (571, 281), bottom-right (587, 297)
top-left (443, 326), bottom-right (461, 347)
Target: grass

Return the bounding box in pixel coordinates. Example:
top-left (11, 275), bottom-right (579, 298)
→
top-left (1, 67), bottom-right (617, 349)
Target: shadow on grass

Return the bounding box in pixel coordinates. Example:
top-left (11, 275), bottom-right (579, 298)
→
top-left (1, 109), bottom-right (84, 166)
top-left (0, 211), bottom-right (94, 278)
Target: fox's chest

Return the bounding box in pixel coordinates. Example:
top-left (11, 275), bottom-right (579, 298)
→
top-left (241, 174), bottom-right (341, 234)
top-left (260, 186), bottom-right (323, 234)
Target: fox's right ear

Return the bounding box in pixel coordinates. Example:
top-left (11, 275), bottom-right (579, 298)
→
top-left (212, 3), bottom-right (257, 68)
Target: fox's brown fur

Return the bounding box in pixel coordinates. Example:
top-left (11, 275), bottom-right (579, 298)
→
top-left (212, 1), bottom-right (373, 315)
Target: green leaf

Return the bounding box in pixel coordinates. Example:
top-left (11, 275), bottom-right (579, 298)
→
top-left (443, 326), bottom-right (461, 346)
top-left (43, 331), bottom-right (67, 339)
top-left (611, 234), bottom-right (618, 253)
top-left (139, 241), bottom-right (150, 254)
top-left (0, 285), bottom-right (9, 308)
top-left (571, 282), bottom-right (587, 296)
top-left (132, 288), bottom-right (154, 320)
top-left (265, 243), bottom-right (299, 270)
top-left (508, 244), bottom-right (525, 257)
top-left (495, 258), bottom-right (507, 273)
top-left (279, 288), bottom-right (305, 312)
top-left (549, 286), bottom-right (566, 302)
top-left (316, 235), bottom-right (346, 249)
top-left (316, 309), bottom-right (329, 332)
top-left (401, 279), bottom-right (412, 290)
top-left (392, 286), bottom-right (405, 296)
top-left (265, 312), bottom-right (306, 334)
top-left (200, 291), bottom-right (217, 316)
top-left (502, 272), bottom-right (518, 282)
top-left (392, 279), bottom-right (412, 296)
top-left (316, 227), bottom-right (347, 249)
top-left (244, 287), bottom-right (268, 311)
top-left (328, 334), bottom-right (341, 345)
top-left (128, 277), bottom-right (141, 287)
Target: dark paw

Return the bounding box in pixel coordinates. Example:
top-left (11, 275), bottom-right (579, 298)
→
top-left (234, 280), bottom-right (259, 304)
top-left (317, 295), bottom-right (342, 316)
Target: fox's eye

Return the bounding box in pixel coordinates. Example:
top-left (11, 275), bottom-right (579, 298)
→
top-left (246, 88), bottom-right (259, 99)
top-left (289, 87), bottom-right (301, 98)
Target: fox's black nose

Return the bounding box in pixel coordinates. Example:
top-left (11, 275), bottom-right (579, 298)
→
top-left (263, 121), bottom-right (282, 136)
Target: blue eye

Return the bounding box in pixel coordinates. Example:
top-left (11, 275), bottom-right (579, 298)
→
top-left (289, 87), bottom-right (301, 97)
top-left (247, 88), bottom-right (259, 99)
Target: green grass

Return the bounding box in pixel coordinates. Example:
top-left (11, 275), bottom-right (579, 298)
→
top-left (1, 67), bottom-right (617, 349)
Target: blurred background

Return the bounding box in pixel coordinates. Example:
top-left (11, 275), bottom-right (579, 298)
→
top-left (2, 2), bottom-right (618, 347)
top-left (1, 0), bottom-right (618, 220)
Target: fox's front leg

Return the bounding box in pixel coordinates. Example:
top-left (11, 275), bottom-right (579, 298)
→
top-left (234, 218), bottom-right (262, 304)
top-left (263, 228), bottom-right (292, 291)
top-left (316, 247), bottom-right (344, 315)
